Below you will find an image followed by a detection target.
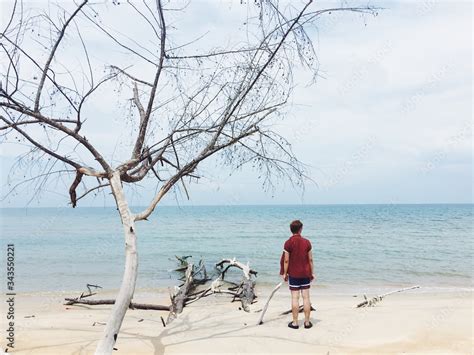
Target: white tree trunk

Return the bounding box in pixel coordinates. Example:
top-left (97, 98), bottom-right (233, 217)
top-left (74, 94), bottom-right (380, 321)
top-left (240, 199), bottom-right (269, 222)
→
top-left (95, 171), bottom-right (138, 354)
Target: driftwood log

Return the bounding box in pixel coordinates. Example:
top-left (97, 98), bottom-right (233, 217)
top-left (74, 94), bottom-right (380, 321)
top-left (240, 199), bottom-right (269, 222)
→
top-left (167, 262), bottom-right (195, 324)
top-left (257, 282), bottom-right (282, 325)
top-left (167, 256), bottom-right (258, 324)
top-left (215, 258), bottom-right (258, 312)
top-left (64, 257), bottom-right (264, 325)
top-left (64, 284), bottom-right (170, 311)
top-left (64, 298), bottom-right (170, 311)
top-left (356, 285), bottom-right (420, 308)
top-left (167, 256), bottom-right (243, 324)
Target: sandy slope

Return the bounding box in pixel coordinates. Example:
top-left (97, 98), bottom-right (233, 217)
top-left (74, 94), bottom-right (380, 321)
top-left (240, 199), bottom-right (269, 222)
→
top-left (4, 286), bottom-right (473, 354)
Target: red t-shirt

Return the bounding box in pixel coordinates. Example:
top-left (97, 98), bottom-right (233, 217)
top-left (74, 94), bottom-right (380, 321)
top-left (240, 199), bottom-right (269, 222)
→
top-left (280, 234), bottom-right (312, 278)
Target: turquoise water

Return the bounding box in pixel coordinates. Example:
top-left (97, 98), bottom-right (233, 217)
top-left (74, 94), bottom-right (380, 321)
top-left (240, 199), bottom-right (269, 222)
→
top-left (0, 204), bottom-right (472, 292)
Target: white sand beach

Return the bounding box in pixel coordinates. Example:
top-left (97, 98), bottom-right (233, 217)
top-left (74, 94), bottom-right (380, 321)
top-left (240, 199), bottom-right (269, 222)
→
top-left (7, 286), bottom-right (473, 354)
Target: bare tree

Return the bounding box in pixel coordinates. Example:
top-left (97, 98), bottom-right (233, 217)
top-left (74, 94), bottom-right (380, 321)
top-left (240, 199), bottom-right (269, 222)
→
top-left (0, 0), bottom-right (376, 353)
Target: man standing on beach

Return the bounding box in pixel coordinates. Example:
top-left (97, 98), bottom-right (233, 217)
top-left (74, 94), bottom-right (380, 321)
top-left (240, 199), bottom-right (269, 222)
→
top-left (280, 220), bottom-right (314, 329)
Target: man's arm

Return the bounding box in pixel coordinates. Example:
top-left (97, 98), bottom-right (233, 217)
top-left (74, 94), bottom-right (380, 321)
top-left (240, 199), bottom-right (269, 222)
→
top-left (282, 251), bottom-right (289, 281)
top-left (308, 250), bottom-right (315, 280)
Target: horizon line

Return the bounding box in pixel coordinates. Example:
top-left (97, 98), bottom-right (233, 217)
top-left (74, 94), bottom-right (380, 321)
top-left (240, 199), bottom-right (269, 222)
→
top-left (0, 202), bottom-right (473, 209)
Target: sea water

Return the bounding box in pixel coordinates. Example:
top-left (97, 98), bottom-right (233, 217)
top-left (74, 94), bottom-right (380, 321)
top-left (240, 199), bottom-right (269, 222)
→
top-left (1, 204), bottom-right (472, 293)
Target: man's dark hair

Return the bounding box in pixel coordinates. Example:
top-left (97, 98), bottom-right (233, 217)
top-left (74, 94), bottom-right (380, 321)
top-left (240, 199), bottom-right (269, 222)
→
top-left (290, 220), bottom-right (303, 234)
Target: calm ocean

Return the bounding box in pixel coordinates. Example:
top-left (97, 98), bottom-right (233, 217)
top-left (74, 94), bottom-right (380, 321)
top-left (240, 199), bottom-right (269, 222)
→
top-left (1, 204), bottom-right (472, 293)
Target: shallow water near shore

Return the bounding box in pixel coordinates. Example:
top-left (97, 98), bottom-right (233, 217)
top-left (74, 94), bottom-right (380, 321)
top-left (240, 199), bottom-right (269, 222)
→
top-left (1, 204), bottom-right (472, 293)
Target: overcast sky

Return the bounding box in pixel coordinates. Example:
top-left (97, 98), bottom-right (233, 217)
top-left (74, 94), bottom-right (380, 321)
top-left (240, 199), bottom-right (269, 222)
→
top-left (0, 0), bottom-right (472, 207)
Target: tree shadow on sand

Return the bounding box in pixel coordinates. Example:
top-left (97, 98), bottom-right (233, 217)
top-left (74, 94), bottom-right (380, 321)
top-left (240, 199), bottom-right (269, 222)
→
top-left (131, 307), bottom-right (322, 354)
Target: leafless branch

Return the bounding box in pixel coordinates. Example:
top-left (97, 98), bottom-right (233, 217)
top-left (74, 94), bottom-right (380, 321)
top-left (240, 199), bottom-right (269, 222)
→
top-left (34, 0), bottom-right (89, 112)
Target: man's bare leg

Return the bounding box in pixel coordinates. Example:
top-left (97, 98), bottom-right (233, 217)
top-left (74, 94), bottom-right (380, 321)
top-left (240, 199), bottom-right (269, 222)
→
top-left (302, 288), bottom-right (311, 325)
top-left (291, 290), bottom-right (300, 326)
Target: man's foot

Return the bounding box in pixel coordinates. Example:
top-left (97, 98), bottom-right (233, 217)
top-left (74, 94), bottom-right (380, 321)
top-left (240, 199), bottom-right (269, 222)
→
top-left (288, 321), bottom-right (299, 329)
top-left (304, 321), bottom-right (313, 329)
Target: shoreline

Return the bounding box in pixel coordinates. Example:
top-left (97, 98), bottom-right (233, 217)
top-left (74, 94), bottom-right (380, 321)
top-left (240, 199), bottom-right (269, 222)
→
top-left (14, 281), bottom-right (474, 297)
top-left (5, 287), bottom-right (473, 354)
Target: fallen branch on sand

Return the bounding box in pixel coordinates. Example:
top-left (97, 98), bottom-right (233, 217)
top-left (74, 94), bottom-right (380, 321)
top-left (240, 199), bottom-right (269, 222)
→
top-left (64, 298), bottom-right (170, 311)
top-left (257, 282), bottom-right (282, 325)
top-left (281, 304), bottom-right (316, 315)
top-left (167, 262), bottom-right (196, 324)
top-left (64, 283), bottom-right (170, 310)
top-left (169, 257), bottom-right (258, 324)
top-left (356, 285), bottom-right (420, 308)
top-left (65, 256), bottom-right (260, 325)
top-left (166, 257), bottom-right (258, 323)
top-left (214, 258), bottom-right (258, 312)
